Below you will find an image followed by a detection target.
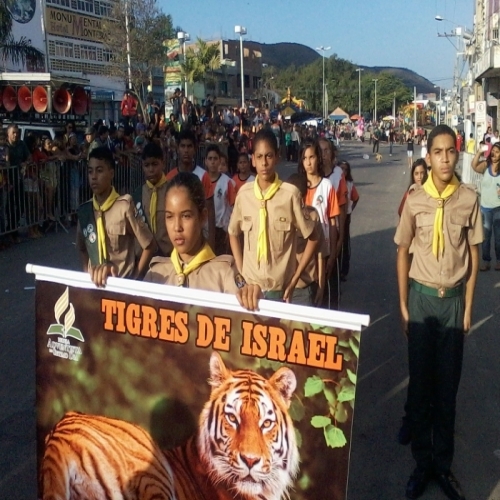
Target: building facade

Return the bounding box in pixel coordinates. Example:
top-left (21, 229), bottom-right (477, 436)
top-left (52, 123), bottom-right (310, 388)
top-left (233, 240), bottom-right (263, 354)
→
top-left (7, 0), bottom-right (125, 123)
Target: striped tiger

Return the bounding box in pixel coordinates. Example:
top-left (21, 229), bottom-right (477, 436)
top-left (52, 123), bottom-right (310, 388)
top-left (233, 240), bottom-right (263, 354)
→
top-left (41, 352), bottom-right (299, 500)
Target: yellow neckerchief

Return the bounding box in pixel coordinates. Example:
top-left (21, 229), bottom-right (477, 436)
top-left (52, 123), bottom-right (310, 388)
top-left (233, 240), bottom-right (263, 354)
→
top-left (146, 175), bottom-right (167, 233)
top-left (93, 187), bottom-right (120, 264)
top-left (170, 242), bottom-right (216, 286)
top-left (253, 174), bottom-right (282, 266)
top-left (422, 173), bottom-right (460, 259)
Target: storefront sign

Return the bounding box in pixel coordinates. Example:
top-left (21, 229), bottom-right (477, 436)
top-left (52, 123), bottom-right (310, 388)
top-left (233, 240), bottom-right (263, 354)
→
top-left (45, 7), bottom-right (105, 42)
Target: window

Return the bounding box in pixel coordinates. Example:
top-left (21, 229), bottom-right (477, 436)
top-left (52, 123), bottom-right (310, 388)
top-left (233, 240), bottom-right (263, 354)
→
top-left (220, 81), bottom-right (228, 95)
top-left (79, 44), bottom-right (97, 60)
top-left (243, 47), bottom-right (249, 58)
top-left (224, 43), bottom-right (228, 56)
top-left (46, 0), bottom-right (70, 6)
top-left (244, 74), bottom-right (249, 89)
top-left (77, 0), bottom-right (94, 12)
top-left (253, 76), bottom-right (260, 89)
top-left (493, 28), bottom-right (499, 40)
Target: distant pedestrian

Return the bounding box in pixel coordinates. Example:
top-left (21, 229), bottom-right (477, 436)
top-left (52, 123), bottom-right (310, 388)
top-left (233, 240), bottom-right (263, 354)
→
top-left (406, 134), bottom-right (414, 170)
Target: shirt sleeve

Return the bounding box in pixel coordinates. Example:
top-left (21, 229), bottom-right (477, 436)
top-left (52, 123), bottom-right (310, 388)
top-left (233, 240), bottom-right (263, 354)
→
top-left (467, 196), bottom-right (484, 245)
top-left (327, 186), bottom-right (340, 218)
top-left (165, 168), bottom-right (177, 181)
top-left (351, 184), bottom-right (360, 202)
top-left (292, 189), bottom-right (315, 239)
top-left (223, 262), bottom-right (240, 294)
top-left (227, 178), bottom-right (237, 206)
top-left (337, 174), bottom-right (348, 206)
top-left (227, 193), bottom-right (242, 236)
top-left (126, 199), bottom-right (155, 250)
top-left (201, 172), bottom-right (213, 200)
top-left (394, 197), bottom-right (415, 247)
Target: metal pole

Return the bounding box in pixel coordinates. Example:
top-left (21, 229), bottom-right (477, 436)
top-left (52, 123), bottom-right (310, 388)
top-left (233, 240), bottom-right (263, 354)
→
top-left (392, 92), bottom-right (396, 121)
top-left (124, 0), bottom-right (132, 90)
top-left (322, 54), bottom-right (325, 120)
top-left (438, 87), bottom-right (442, 125)
top-left (372, 79), bottom-right (378, 122)
top-left (183, 40), bottom-right (188, 97)
top-left (358, 70), bottom-right (361, 117)
top-left (240, 34), bottom-right (245, 109)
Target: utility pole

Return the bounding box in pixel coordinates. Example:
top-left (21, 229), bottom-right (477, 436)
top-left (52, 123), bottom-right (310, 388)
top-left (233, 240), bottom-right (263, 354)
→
top-left (124, 0), bottom-right (132, 90)
top-left (356, 68), bottom-right (364, 117)
top-left (372, 79), bottom-right (378, 122)
top-left (413, 86), bottom-right (417, 137)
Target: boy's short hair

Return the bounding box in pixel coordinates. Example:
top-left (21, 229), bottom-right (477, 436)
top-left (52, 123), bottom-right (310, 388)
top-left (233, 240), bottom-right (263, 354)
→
top-left (178, 129), bottom-right (197, 146)
top-left (89, 146), bottom-right (114, 169)
top-left (142, 142), bottom-right (163, 160)
top-left (205, 144), bottom-right (221, 158)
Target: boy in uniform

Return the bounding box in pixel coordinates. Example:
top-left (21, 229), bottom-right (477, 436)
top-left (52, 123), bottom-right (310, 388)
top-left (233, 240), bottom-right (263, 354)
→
top-left (76, 147), bottom-right (157, 287)
top-left (133, 142), bottom-right (172, 256)
top-left (166, 129), bottom-right (215, 249)
top-left (228, 129), bottom-right (318, 301)
top-left (395, 125), bottom-right (482, 500)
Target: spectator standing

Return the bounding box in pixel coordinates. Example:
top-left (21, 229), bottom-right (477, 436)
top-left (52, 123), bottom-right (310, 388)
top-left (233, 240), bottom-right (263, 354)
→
top-left (471, 142), bottom-right (500, 271)
top-left (466, 133), bottom-right (475, 154)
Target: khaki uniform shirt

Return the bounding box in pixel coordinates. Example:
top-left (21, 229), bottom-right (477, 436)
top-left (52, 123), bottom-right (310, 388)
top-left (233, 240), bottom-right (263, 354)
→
top-left (228, 182), bottom-right (315, 291)
top-left (140, 182), bottom-right (172, 256)
top-left (144, 255), bottom-right (239, 293)
top-left (394, 184), bottom-right (483, 289)
top-left (76, 195), bottom-right (154, 278)
top-left (296, 206), bottom-right (326, 288)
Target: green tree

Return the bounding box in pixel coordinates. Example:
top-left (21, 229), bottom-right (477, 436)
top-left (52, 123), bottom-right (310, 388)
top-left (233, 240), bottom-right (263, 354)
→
top-left (180, 38), bottom-right (221, 93)
top-left (102, 0), bottom-right (176, 98)
top-left (0, 1), bottom-right (44, 70)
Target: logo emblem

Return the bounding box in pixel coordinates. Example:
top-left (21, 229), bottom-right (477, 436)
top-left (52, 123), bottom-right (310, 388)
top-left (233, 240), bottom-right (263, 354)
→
top-left (46, 287), bottom-right (84, 362)
top-left (89, 232), bottom-right (96, 243)
top-left (87, 224), bottom-right (94, 234)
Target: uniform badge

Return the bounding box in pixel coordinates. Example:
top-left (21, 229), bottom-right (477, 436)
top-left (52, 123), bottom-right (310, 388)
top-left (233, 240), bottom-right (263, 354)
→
top-left (217, 188), bottom-right (223, 198)
top-left (83, 228), bottom-right (88, 238)
top-left (86, 224), bottom-right (94, 234)
top-left (176, 274), bottom-right (186, 286)
top-left (89, 232), bottom-right (96, 243)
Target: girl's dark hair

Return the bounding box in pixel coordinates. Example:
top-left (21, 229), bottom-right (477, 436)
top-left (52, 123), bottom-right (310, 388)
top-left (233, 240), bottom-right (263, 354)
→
top-left (142, 141), bottom-right (163, 160)
top-left (253, 128), bottom-right (278, 153)
top-left (427, 124), bottom-right (456, 152)
top-left (409, 159), bottom-right (428, 188)
top-left (205, 144), bottom-right (221, 158)
top-left (490, 142), bottom-right (500, 159)
top-left (297, 139), bottom-right (325, 177)
top-left (165, 172), bottom-right (205, 214)
top-left (340, 160), bottom-right (353, 182)
top-left (286, 173), bottom-right (308, 198)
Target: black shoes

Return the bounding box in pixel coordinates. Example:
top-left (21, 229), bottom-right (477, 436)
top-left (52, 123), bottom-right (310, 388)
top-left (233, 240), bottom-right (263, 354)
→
top-left (435, 471), bottom-right (465, 500)
top-left (398, 417), bottom-right (411, 445)
top-left (406, 469), bottom-right (429, 499)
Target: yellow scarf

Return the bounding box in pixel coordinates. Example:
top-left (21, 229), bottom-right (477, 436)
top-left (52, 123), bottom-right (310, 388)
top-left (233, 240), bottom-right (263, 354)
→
top-left (170, 242), bottom-right (216, 286)
top-left (146, 175), bottom-right (167, 233)
top-left (93, 187), bottom-right (120, 264)
top-left (423, 173), bottom-right (460, 259)
top-left (253, 174), bottom-right (282, 266)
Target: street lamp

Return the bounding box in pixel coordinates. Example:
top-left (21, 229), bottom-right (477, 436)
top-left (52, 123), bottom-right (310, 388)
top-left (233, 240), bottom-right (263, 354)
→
top-left (177, 31), bottom-right (190, 97)
top-left (316, 45), bottom-right (331, 120)
top-left (372, 79), bottom-right (378, 122)
top-left (235, 25), bottom-right (247, 109)
top-left (434, 85), bottom-right (442, 125)
top-left (356, 68), bottom-right (364, 117)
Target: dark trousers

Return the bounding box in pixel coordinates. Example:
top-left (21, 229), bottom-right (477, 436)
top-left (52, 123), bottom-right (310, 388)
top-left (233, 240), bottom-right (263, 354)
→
top-left (322, 258), bottom-right (340, 310)
top-left (340, 214), bottom-right (351, 277)
top-left (407, 287), bottom-right (464, 474)
top-left (481, 207), bottom-right (500, 262)
top-left (372, 139), bottom-right (379, 153)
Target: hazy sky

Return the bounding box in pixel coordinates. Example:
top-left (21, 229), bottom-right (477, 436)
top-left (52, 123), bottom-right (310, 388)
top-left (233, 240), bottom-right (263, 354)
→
top-left (160, 0), bottom-right (473, 91)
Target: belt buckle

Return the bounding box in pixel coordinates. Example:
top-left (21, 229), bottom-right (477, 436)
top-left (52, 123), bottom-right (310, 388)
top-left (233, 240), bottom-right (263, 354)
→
top-left (438, 287), bottom-right (446, 298)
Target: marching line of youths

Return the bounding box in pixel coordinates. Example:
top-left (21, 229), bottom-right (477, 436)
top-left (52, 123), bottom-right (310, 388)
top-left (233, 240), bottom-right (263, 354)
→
top-left (76, 128), bottom-right (359, 311)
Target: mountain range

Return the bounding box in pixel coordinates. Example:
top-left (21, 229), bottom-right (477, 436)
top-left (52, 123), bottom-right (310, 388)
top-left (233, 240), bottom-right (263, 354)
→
top-left (261, 42), bottom-right (437, 95)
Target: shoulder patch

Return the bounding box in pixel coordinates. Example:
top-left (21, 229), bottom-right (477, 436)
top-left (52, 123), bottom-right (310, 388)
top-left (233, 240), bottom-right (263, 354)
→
top-left (212, 255), bottom-right (235, 265)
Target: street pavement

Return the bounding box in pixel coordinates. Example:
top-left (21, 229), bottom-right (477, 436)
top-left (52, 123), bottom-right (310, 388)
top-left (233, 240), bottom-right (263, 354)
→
top-left (0, 139), bottom-right (499, 499)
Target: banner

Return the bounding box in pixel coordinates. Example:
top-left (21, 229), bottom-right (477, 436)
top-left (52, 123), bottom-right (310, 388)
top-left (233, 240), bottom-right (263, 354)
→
top-left (45, 7), bottom-right (105, 42)
top-left (163, 38), bottom-right (183, 98)
top-left (29, 264), bottom-right (369, 500)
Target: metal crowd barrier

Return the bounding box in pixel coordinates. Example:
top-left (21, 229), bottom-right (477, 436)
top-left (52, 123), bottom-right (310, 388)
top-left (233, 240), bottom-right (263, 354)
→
top-left (461, 152), bottom-right (482, 193)
top-left (0, 143), bottom-right (222, 237)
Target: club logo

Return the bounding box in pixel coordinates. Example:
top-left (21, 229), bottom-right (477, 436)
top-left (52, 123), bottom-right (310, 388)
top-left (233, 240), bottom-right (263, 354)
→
top-left (46, 287), bottom-right (84, 362)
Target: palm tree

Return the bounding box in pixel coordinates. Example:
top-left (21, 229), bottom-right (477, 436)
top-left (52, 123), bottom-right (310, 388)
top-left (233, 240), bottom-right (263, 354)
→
top-left (0, 2), bottom-right (45, 70)
top-left (180, 38), bottom-right (221, 94)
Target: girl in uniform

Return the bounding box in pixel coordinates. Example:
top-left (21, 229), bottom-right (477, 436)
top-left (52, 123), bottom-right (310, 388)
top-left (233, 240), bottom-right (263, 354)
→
top-left (145, 172), bottom-right (260, 310)
top-left (398, 159), bottom-right (428, 217)
top-left (298, 139), bottom-right (340, 308)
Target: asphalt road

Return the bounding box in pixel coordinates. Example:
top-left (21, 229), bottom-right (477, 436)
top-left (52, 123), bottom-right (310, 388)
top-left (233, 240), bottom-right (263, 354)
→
top-left (0, 139), bottom-right (498, 499)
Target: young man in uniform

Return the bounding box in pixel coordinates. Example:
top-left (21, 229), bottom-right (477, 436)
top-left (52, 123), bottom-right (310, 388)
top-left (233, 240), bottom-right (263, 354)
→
top-left (76, 147), bottom-right (157, 287)
top-left (319, 137), bottom-right (348, 309)
top-left (228, 129), bottom-right (318, 301)
top-left (133, 142), bottom-right (172, 256)
top-left (165, 129), bottom-right (215, 250)
top-left (395, 125), bottom-right (482, 500)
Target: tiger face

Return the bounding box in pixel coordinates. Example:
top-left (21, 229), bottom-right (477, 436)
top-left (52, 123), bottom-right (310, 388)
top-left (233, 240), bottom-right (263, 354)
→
top-left (198, 352), bottom-right (299, 500)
